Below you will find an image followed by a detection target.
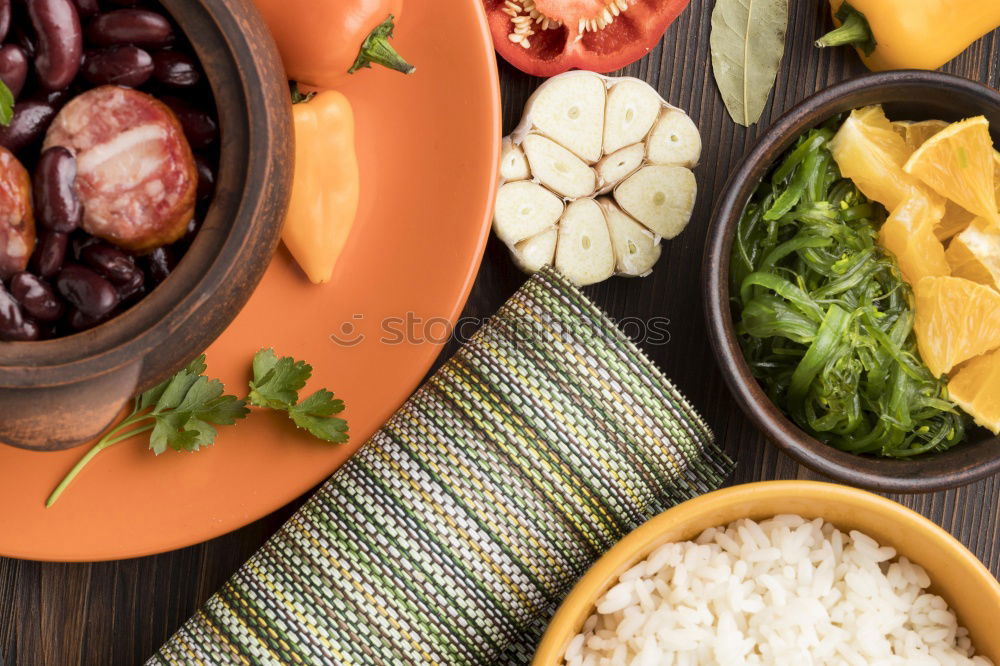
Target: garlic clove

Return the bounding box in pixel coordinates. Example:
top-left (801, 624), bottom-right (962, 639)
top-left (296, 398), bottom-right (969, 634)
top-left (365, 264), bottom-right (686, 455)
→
top-left (512, 228), bottom-right (558, 273)
top-left (493, 181), bottom-right (563, 245)
top-left (523, 134), bottom-right (597, 199)
top-left (603, 79), bottom-right (663, 154)
top-left (596, 143), bottom-right (645, 192)
top-left (525, 72), bottom-right (606, 164)
top-left (555, 198), bottom-right (615, 286)
top-left (614, 165), bottom-right (697, 240)
top-left (500, 136), bottom-right (531, 181)
top-left (646, 109), bottom-right (702, 168)
top-left (599, 198), bottom-right (662, 277)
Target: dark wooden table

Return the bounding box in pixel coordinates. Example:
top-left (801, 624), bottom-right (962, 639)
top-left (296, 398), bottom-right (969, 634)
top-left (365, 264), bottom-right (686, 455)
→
top-left (3, 2), bottom-right (999, 664)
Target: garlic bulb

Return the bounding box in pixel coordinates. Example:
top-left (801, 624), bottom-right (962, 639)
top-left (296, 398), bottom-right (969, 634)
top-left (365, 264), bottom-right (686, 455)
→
top-left (493, 71), bottom-right (701, 286)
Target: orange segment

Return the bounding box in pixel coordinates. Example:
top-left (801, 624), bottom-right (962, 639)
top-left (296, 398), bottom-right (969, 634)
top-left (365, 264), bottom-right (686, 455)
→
top-left (948, 349), bottom-right (1000, 434)
top-left (892, 119), bottom-right (949, 153)
top-left (913, 276), bottom-right (1000, 377)
top-left (831, 106), bottom-right (940, 211)
top-left (878, 195), bottom-right (950, 286)
top-left (936, 200), bottom-right (976, 241)
top-left (946, 217), bottom-right (1000, 289)
top-left (903, 116), bottom-right (999, 225)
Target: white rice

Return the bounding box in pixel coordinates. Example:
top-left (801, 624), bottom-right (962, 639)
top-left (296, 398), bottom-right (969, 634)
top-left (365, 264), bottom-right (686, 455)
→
top-left (563, 515), bottom-right (994, 666)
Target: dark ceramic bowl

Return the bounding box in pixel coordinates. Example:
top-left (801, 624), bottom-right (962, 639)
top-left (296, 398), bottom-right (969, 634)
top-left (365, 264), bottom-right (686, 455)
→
top-left (704, 71), bottom-right (1000, 493)
top-left (0, 0), bottom-right (293, 451)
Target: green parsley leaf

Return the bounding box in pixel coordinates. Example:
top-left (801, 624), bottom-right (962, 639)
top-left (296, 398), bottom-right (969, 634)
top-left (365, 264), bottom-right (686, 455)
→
top-left (248, 348), bottom-right (311, 409)
top-left (139, 355), bottom-right (209, 410)
top-left (0, 81), bottom-right (13, 127)
top-left (288, 389), bottom-right (348, 442)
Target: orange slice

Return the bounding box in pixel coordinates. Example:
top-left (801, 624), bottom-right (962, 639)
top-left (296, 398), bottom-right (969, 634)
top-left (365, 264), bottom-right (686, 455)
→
top-left (892, 119), bottom-right (949, 153)
top-left (878, 195), bottom-right (950, 286)
top-left (936, 200), bottom-right (976, 241)
top-left (831, 106), bottom-right (939, 211)
top-left (948, 349), bottom-right (1000, 434)
top-left (903, 116), bottom-right (999, 225)
top-left (946, 217), bottom-right (1000, 289)
top-left (913, 276), bottom-right (1000, 377)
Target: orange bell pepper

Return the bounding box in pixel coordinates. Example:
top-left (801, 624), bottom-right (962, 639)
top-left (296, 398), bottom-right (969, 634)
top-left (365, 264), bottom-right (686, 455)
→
top-left (253, 0), bottom-right (415, 88)
top-left (282, 88), bottom-right (360, 284)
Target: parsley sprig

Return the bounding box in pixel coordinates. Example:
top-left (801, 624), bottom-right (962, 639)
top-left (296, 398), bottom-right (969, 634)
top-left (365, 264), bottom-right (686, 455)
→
top-left (46, 349), bottom-right (347, 507)
top-left (250, 349), bottom-right (348, 442)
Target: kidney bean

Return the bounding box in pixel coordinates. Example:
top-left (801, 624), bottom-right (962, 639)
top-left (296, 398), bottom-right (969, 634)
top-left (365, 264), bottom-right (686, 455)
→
top-left (161, 96), bottom-right (216, 149)
top-left (72, 0), bottom-right (99, 18)
top-left (66, 303), bottom-right (113, 331)
top-left (32, 230), bottom-right (68, 278)
top-left (69, 230), bottom-right (98, 260)
top-left (0, 99), bottom-right (57, 153)
top-left (82, 45), bottom-right (152, 86)
top-left (0, 0), bottom-right (10, 44)
top-left (194, 153), bottom-right (215, 200)
top-left (10, 271), bottom-right (63, 322)
top-left (80, 242), bottom-right (140, 285)
top-left (34, 147), bottom-right (82, 233)
top-left (87, 9), bottom-right (173, 48)
top-left (56, 263), bottom-right (118, 318)
top-left (144, 246), bottom-right (174, 285)
top-left (0, 282), bottom-right (39, 341)
top-left (29, 0), bottom-right (84, 90)
top-left (11, 24), bottom-right (36, 60)
top-left (151, 50), bottom-right (200, 87)
top-left (0, 45), bottom-right (28, 99)
top-left (115, 266), bottom-right (143, 301)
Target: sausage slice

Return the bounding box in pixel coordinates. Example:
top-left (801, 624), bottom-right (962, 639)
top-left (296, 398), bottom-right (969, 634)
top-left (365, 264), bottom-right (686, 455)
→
top-left (43, 85), bottom-right (196, 252)
top-left (0, 147), bottom-right (35, 279)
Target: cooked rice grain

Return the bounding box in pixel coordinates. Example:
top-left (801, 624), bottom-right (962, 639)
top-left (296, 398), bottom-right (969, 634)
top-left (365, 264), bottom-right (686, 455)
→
top-left (564, 516), bottom-right (993, 666)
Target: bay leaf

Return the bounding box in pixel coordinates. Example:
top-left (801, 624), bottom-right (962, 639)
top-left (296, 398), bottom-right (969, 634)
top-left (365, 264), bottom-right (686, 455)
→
top-left (710, 0), bottom-right (789, 127)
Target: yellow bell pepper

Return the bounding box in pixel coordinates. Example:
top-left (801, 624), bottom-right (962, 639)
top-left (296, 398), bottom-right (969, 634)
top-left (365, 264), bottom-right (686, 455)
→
top-left (282, 88), bottom-right (360, 284)
top-left (816, 1), bottom-right (1000, 72)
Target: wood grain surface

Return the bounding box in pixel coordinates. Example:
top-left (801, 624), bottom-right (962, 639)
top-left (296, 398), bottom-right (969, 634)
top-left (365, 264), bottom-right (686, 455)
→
top-left (2, 2), bottom-right (998, 664)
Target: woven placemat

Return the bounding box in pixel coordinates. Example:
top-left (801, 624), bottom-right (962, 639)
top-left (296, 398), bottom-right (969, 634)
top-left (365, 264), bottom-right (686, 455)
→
top-left (152, 267), bottom-right (734, 665)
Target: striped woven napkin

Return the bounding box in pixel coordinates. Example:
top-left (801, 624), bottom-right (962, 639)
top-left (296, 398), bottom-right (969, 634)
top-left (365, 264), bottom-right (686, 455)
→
top-left (152, 267), bottom-right (733, 665)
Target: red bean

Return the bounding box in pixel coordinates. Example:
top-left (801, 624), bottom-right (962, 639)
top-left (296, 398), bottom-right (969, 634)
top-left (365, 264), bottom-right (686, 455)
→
top-left (80, 242), bottom-right (140, 285)
top-left (0, 282), bottom-right (39, 341)
top-left (56, 262), bottom-right (118, 317)
top-left (29, 0), bottom-right (83, 90)
top-left (0, 0), bottom-right (11, 45)
top-left (115, 267), bottom-right (143, 301)
top-left (82, 45), bottom-right (153, 87)
top-left (67, 303), bottom-right (113, 331)
top-left (34, 147), bottom-right (81, 233)
top-left (72, 0), bottom-right (100, 18)
top-left (11, 24), bottom-right (36, 60)
top-left (161, 96), bottom-right (216, 149)
top-left (0, 99), bottom-right (57, 153)
top-left (144, 246), bottom-right (174, 285)
top-left (32, 229), bottom-right (68, 278)
top-left (194, 153), bottom-right (215, 201)
top-left (10, 271), bottom-right (63, 322)
top-left (0, 45), bottom-right (28, 99)
top-left (69, 230), bottom-right (98, 260)
top-left (87, 9), bottom-right (173, 48)
top-left (151, 50), bottom-right (200, 87)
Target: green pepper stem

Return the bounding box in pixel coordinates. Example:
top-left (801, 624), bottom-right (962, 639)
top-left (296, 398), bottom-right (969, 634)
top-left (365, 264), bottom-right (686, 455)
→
top-left (815, 4), bottom-right (877, 56)
top-left (289, 81), bottom-right (315, 105)
top-left (349, 15), bottom-right (415, 76)
top-left (45, 415), bottom-right (155, 508)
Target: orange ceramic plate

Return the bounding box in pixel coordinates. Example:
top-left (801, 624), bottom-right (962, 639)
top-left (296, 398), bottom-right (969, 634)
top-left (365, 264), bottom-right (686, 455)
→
top-left (0, 1), bottom-right (501, 561)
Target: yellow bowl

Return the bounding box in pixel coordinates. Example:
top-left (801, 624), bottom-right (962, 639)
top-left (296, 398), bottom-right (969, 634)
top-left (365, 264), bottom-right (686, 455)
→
top-left (533, 481), bottom-right (1000, 664)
